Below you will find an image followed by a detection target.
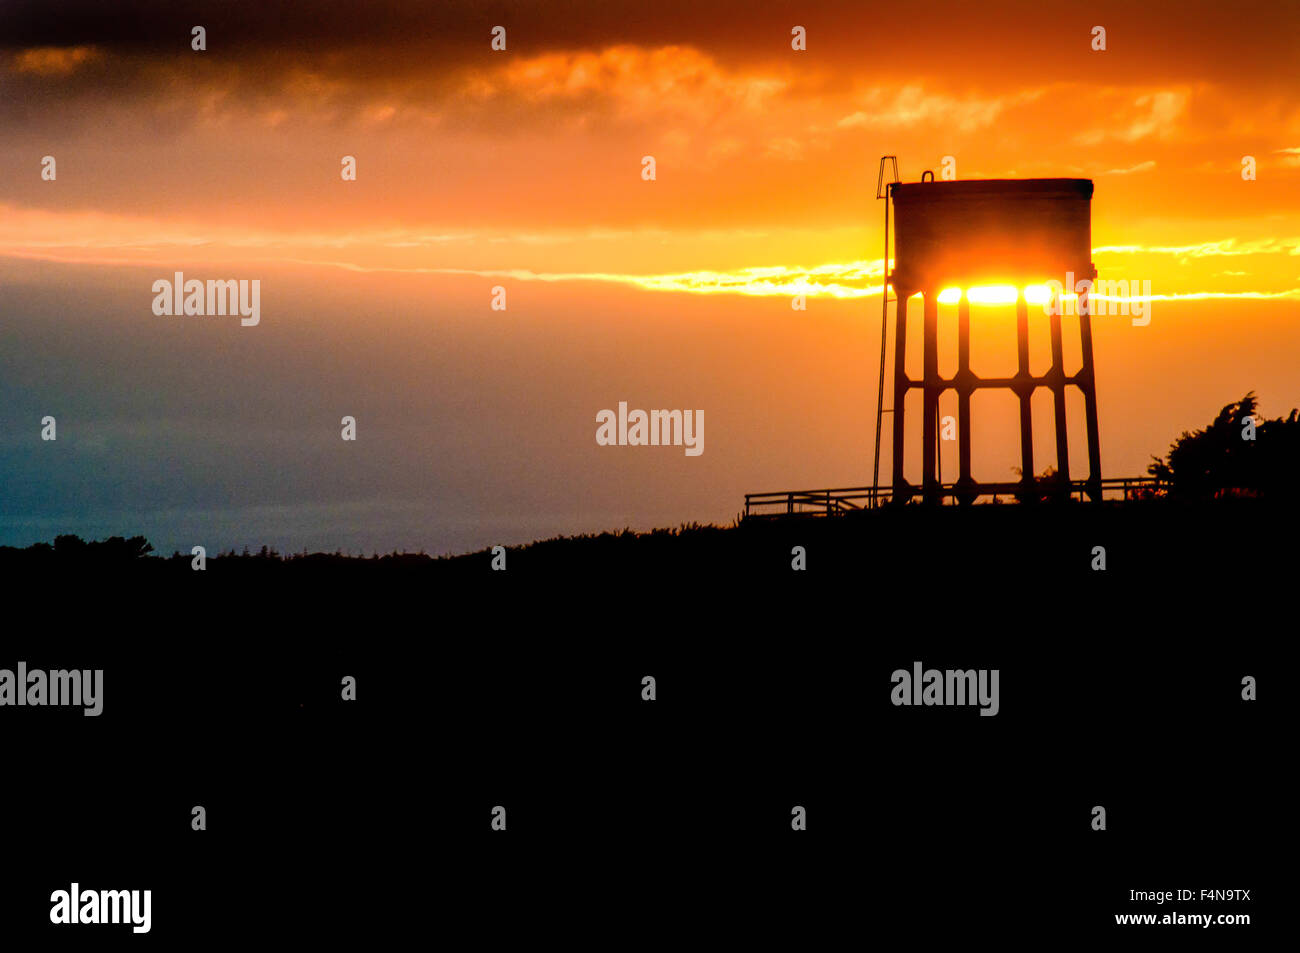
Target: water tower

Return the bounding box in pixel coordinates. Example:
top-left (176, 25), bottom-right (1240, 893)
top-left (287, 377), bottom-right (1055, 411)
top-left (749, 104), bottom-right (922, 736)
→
top-left (886, 177), bottom-right (1103, 504)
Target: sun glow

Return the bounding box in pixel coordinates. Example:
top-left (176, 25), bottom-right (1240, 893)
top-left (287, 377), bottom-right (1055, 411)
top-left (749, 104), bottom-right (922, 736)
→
top-left (935, 284), bottom-right (1072, 306)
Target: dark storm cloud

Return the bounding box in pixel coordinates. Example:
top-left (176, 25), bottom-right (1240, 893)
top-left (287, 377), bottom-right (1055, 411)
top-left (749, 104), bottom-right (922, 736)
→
top-left (0, 0), bottom-right (757, 63)
top-left (3, 0), bottom-right (1292, 79)
top-left (0, 0), bottom-right (476, 54)
top-left (2, 0), bottom-right (1296, 109)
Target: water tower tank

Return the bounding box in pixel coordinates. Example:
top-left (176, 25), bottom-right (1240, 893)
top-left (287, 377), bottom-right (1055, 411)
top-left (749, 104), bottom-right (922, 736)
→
top-left (890, 178), bottom-right (1095, 292)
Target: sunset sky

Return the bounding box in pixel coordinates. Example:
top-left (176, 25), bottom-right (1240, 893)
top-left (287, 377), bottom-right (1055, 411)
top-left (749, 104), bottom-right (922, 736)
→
top-left (2, 0), bottom-right (1298, 554)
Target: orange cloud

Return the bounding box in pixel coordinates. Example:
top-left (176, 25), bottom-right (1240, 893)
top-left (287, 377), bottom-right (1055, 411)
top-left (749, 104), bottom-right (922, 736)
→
top-left (838, 86), bottom-right (1043, 133)
top-left (1103, 161), bottom-right (1157, 175)
top-left (469, 44), bottom-right (790, 121)
top-left (1077, 90), bottom-right (1189, 144)
top-left (10, 45), bottom-right (100, 76)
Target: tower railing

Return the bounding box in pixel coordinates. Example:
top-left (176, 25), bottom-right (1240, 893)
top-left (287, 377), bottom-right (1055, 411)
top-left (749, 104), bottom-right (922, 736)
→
top-left (743, 476), bottom-right (1158, 517)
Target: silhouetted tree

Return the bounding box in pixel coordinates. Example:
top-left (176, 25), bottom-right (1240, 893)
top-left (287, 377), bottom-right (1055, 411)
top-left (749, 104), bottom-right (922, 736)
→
top-left (53, 534), bottom-right (87, 555)
top-left (1012, 465), bottom-right (1067, 502)
top-left (1148, 392), bottom-right (1300, 498)
top-left (103, 535), bottom-right (154, 559)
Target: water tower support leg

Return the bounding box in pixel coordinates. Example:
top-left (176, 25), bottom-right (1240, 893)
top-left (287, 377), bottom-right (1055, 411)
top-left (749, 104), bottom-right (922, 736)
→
top-left (1016, 292), bottom-right (1035, 495)
top-left (1079, 309), bottom-right (1103, 501)
top-left (957, 296), bottom-right (973, 504)
top-left (1049, 310), bottom-right (1071, 494)
top-left (922, 291), bottom-right (939, 504)
top-left (891, 292), bottom-right (910, 500)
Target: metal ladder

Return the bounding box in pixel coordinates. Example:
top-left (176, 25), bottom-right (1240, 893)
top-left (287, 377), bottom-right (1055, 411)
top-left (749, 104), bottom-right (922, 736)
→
top-left (872, 156), bottom-right (900, 507)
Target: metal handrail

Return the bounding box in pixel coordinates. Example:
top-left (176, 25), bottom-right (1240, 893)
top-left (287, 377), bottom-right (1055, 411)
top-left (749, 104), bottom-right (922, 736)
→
top-left (744, 477), bottom-right (1160, 516)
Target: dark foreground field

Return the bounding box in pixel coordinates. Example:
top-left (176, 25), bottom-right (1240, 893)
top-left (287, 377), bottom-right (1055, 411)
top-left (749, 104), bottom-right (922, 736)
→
top-left (5, 494), bottom-right (1292, 580)
top-left (1, 499), bottom-right (1286, 944)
